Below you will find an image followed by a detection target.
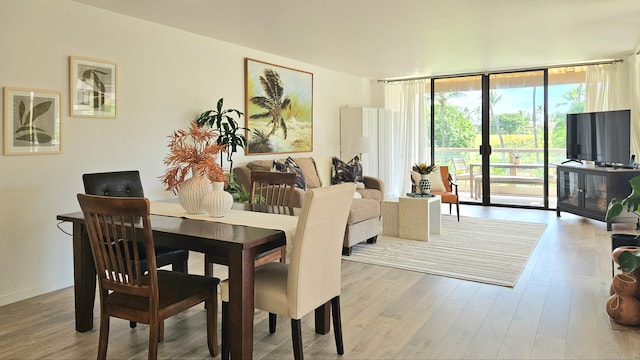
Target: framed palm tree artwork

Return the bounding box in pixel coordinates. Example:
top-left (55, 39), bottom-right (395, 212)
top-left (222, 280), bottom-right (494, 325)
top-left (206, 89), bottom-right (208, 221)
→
top-left (69, 56), bottom-right (117, 118)
top-left (245, 58), bottom-right (313, 155)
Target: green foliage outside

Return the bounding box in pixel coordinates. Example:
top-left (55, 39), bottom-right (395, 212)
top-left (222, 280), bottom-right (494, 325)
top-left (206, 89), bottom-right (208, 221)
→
top-left (432, 84), bottom-right (585, 177)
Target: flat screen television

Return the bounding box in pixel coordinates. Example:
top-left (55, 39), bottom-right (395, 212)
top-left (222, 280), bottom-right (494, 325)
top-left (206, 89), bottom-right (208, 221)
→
top-left (566, 109), bottom-right (631, 166)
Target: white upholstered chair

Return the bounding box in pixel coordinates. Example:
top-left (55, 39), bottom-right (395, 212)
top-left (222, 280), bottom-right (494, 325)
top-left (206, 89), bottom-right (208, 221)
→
top-left (220, 183), bottom-right (355, 360)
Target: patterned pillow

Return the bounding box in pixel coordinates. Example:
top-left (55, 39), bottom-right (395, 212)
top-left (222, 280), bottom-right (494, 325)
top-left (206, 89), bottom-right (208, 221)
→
top-left (331, 156), bottom-right (364, 184)
top-left (272, 157), bottom-right (307, 190)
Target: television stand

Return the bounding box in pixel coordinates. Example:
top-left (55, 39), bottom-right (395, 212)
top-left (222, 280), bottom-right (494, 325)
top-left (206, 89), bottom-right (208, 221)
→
top-left (556, 163), bottom-right (640, 230)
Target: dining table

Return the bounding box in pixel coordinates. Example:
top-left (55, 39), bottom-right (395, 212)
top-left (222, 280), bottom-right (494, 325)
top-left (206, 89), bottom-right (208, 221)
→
top-left (56, 201), bottom-right (331, 359)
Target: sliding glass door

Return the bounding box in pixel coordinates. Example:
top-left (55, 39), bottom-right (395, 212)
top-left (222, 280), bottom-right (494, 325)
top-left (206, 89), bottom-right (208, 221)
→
top-left (432, 76), bottom-right (482, 203)
top-left (485, 71), bottom-right (546, 206)
top-left (427, 67), bottom-right (586, 209)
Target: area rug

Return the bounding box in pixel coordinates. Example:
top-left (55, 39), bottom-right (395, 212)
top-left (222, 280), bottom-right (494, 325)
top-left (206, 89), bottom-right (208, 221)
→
top-left (342, 215), bottom-right (547, 287)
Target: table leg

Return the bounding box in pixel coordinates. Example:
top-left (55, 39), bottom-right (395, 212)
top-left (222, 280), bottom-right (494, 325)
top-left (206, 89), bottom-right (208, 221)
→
top-left (314, 302), bottom-right (330, 334)
top-left (227, 248), bottom-right (256, 359)
top-left (73, 221), bottom-right (96, 332)
top-left (430, 198), bottom-right (441, 234)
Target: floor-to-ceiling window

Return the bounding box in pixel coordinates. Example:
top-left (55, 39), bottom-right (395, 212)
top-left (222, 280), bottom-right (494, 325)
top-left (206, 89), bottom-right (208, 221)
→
top-left (422, 66), bottom-right (586, 209)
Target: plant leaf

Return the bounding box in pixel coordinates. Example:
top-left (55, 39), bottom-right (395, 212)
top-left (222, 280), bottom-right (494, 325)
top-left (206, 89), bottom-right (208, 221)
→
top-left (31, 101), bottom-right (52, 121)
top-left (18, 100), bottom-right (25, 125)
top-left (618, 250), bottom-right (640, 273)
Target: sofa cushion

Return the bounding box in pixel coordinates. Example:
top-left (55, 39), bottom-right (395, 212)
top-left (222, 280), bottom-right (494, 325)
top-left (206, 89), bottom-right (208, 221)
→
top-left (357, 189), bottom-right (382, 202)
top-left (315, 156), bottom-right (332, 187)
top-left (331, 156), bottom-right (364, 185)
top-left (347, 198), bottom-right (380, 224)
top-left (292, 157), bottom-right (322, 189)
top-left (247, 160), bottom-right (273, 172)
top-left (272, 157), bottom-right (306, 190)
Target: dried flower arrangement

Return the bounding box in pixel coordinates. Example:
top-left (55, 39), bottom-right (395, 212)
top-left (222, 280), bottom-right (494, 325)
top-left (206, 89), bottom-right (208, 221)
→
top-left (412, 163), bottom-right (436, 175)
top-left (160, 121), bottom-right (227, 194)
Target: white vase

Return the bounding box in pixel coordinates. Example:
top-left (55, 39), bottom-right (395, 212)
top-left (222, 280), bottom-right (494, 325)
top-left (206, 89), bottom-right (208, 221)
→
top-left (178, 171), bottom-right (212, 214)
top-left (203, 182), bottom-right (234, 217)
top-left (419, 174), bottom-right (431, 194)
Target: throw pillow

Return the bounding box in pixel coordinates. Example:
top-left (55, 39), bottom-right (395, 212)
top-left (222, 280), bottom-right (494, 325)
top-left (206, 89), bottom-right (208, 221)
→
top-left (331, 156), bottom-right (364, 185)
top-left (428, 167), bottom-right (447, 192)
top-left (272, 157), bottom-right (307, 190)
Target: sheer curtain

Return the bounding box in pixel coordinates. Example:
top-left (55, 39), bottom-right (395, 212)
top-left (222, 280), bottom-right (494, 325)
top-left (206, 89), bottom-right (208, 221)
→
top-left (585, 60), bottom-right (636, 160)
top-left (584, 61), bottom-right (628, 111)
top-left (628, 53), bottom-right (640, 161)
top-left (381, 80), bottom-right (429, 197)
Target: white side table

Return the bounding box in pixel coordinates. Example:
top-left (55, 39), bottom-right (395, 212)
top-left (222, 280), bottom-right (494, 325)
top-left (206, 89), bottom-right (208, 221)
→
top-left (381, 196), bottom-right (441, 241)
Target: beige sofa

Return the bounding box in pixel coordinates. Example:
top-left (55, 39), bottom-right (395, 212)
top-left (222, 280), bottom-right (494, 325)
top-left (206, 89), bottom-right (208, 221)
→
top-left (233, 156), bottom-right (384, 255)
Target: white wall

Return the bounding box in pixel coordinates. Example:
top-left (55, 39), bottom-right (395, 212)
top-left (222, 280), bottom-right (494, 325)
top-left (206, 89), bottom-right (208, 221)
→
top-left (0, 0), bottom-right (371, 306)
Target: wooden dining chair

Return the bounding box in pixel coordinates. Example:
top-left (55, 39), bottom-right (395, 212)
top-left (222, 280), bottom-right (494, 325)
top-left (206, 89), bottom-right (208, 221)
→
top-left (204, 171), bottom-right (296, 278)
top-left (83, 171), bottom-right (190, 273)
top-left (84, 170), bottom-right (190, 329)
top-left (219, 183), bottom-right (355, 360)
top-left (77, 194), bottom-right (219, 360)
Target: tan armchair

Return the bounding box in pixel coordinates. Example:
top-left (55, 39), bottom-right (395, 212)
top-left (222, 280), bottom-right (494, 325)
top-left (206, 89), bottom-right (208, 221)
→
top-left (412, 165), bottom-right (460, 221)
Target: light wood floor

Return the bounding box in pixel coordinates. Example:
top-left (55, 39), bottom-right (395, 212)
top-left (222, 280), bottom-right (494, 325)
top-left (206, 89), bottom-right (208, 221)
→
top-left (2, 205), bottom-right (640, 359)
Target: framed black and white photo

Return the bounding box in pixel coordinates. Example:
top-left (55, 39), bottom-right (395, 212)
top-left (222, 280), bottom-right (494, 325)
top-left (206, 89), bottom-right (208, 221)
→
top-left (69, 56), bottom-right (117, 118)
top-left (4, 87), bottom-right (62, 155)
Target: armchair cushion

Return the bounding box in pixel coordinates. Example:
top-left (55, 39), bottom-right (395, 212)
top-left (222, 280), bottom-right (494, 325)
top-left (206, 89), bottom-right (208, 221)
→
top-left (411, 169), bottom-right (446, 193)
top-left (428, 167), bottom-right (447, 192)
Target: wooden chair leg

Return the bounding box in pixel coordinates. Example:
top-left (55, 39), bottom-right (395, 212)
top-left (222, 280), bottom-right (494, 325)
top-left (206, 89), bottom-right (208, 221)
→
top-left (331, 296), bottom-right (344, 355)
top-left (449, 203), bottom-right (453, 214)
top-left (269, 313), bottom-right (277, 333)
top-left (205, 295), bottom-right (219, 356)
top-left (291, 319), bottom-right (304, 360)
top-left (97, 314), bottom-right (110, 360)
top-left (148, 318), bottom-right (159, 360)
top-left (129, 321), bottom-right (137, 328)
top-left (456, 202), bottom-right (460, 222)
top-left (221, 301), bottom-right (229, 360)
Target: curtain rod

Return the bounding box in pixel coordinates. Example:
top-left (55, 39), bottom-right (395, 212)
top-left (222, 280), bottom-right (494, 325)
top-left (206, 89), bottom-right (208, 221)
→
top-left (378, 58), bottom-right (624, 83)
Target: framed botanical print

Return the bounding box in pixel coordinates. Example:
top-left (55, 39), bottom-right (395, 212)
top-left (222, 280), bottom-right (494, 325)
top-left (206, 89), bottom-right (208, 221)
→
top-left (3, 87), bottom-right (62, 155)
top-left (245, 58), bottom-right (313, 154)
top-left (69, 56), bottom-right (117, 118)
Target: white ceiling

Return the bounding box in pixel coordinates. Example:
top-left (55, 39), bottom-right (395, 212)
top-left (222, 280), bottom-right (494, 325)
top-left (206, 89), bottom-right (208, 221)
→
top-left (74, 0), bottom-right (640, 80)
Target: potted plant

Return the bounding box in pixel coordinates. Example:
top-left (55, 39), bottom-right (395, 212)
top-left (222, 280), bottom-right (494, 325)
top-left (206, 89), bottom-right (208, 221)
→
top-left (605, 175), bottom-right (640, 272)
top-left (510, 149), bottom-right (521, 164)
top-left (412, 163), bottom-right (436, 194)
top-left (196, 98), bottom-right (248, 172)
top-left (159, 120), bottom-right (227, 213)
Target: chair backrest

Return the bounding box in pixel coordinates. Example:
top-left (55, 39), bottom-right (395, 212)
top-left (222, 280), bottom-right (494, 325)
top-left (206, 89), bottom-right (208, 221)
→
top-left (77, 194), bottom-right (158, 301)
top-left (438, 166), bottom-right (453, 193)
top-left (287, 183), bottom-right (355, 318)
top-left (250, 171), bottom-right (297, 215)
top-left (452, 158), bottom-right (468, 174)
top-left (83, 170), bottom-right (144, 197)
